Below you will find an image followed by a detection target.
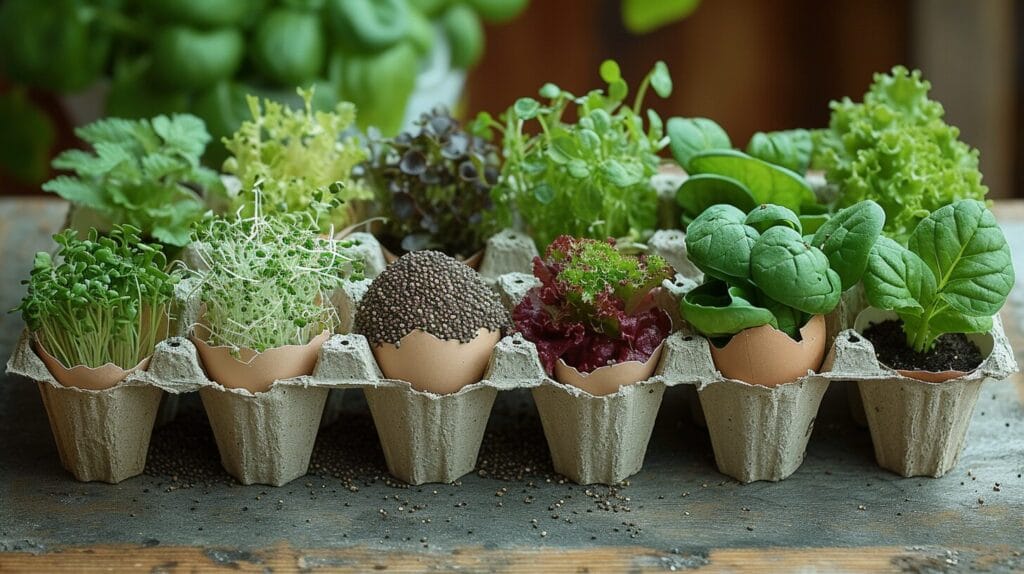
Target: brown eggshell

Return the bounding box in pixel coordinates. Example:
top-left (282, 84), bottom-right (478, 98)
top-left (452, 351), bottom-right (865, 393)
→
top-left (553, 343), bottom-right (664, 396)
top-left (710, 314), bottom-right (827, 387)
top-left (371, 328), bottom-right (500, 395)
top-left (191, 328), bottom-right (330, 393)
top-left (34, 338), bottom-right (149, 391)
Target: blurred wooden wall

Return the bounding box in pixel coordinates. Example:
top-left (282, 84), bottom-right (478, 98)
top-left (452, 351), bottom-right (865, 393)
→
top-left (468, 0), bottom-right (911, 150)
top-left (469, 0), bottom-right (1018, 198)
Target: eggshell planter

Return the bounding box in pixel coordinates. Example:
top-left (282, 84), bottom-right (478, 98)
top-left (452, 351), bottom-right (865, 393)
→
top-left (371, 329), bottom-right (501, 395)
top-left (843, 307), bottom-right (1013, 478)
top-left (709, 315), bottom-right (827, 388)
top-left (191, 328), bottom-right (332, 486)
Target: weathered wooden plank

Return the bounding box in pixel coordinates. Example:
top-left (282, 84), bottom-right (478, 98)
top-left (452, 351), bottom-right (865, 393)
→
top-left (1, 544), bottom-right (1021, 573)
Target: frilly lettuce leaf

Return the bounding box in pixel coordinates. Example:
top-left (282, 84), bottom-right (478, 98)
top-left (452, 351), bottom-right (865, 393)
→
top-left (823, 66), bottom-right (987, 245)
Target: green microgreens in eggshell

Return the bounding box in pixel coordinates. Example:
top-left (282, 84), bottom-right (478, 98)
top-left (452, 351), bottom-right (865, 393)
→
top-left (188, 199), bottom-right (364, 354)
top-left (14, 225), bottom-right (181, 369)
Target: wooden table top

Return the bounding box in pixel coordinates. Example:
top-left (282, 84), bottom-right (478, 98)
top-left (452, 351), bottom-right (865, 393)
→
top-left (1, 198), bottom-right (1022, 573)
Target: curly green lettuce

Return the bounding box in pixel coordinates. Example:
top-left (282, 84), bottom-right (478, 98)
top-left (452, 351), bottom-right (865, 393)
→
top-left (222, 87), bottom-right (370, 232)
top-left (823, 66), bottom-right (987, 245)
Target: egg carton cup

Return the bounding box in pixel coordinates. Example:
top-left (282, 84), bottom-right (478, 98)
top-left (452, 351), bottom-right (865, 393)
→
top-left (823, 312), bottom-right (1017, 478)
top-left (6, 331), bottom-right (208, 484)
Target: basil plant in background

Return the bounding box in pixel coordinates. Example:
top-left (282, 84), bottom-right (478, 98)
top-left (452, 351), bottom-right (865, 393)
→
top-left (667, 116), bottom-right (833, 230)
top-left (681, 200), bottom-right (884, 342)
top-left (863, 199), bottom-right (1013, 353)
top-left (821, 66), bottom-right (987, 245)
top-left (14, 225), bottom-right (181, 369)
top-left (42, 114), bottom-right (223, 249)
top-left (0, 0), bottom-right (532, 186)
top-left (221, 87), bottom-right (370, 234)
top-left (476, 60), bottom-right (673, 250)
top-left (359, 107), bottom-right (501, 258)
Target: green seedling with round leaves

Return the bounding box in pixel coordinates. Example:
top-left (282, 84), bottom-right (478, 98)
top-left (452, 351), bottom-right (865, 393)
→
top-left (14, 225), bottom-right (181, 369)
top-left (681, 200), bottom-right (884, 341)
top-left (477, 59), bottom-right (673, 250)
top-left (668, 116), bottom-right (833, 226)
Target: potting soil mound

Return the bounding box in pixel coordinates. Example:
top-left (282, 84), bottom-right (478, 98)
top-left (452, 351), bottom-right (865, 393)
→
top-left (863, 319), bottom-right (984, 373)
top-left (355, 250), bottom-right (509, 345)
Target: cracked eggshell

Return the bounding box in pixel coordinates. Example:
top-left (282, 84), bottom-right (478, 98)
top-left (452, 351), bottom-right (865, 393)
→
top-left (553, 343), bottom-right (664, 397)
top-left (710, 314), bottom-right (826, 387)
top-left (371, 328), bottom-right (500, 394)
top-left (191, 328), bottom-right (330, 393)
top-left (35, 338), bottom-right (150, 391)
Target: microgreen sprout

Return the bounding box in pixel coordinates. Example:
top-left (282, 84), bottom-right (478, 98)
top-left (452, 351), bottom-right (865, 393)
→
top-left (188, 192), bottom-right (364, 353)
top-left (14, 225), bottom-right (180, 369)
top-left (222, 87), bottom-right (371, 233)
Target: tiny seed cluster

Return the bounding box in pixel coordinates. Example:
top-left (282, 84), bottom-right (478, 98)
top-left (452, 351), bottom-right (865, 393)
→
top-left (355, 250), bottom-right (509, 345)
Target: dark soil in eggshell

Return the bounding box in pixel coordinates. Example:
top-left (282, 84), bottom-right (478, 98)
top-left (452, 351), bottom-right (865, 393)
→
top-left (863, 319), bottom-right (984, 373)
top-left (354, 250), bottom-right (509, 345)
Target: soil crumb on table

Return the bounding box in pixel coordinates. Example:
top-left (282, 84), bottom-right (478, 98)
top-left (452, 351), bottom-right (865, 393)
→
top-left (863, 319), bottom-right (984, 373)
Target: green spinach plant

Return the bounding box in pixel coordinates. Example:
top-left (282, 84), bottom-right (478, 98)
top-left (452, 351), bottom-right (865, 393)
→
top-left (359, 107), bottom-right (500, 257)
top-left (43, 114), bottom-right (222, 247)
top-left (667, 116), bottom-right (830, 226)
top-left (188, 198), bottom-right (364, 353)
top-left (14, 225), bottom-right (180, 369)
top-left (681, 201), bottom-right (884, 340)
top-left (221, 87), bottom-right (370, 233)
top-left (476, 60), bottom-right (673, 250)
top-left (822, 66), bottom-right (987, 245)
top-left (863, 199), bottom-right (1013, 353)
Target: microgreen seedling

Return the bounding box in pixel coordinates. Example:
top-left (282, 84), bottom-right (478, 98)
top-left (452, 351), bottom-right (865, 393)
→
top-left (188, 193), bottom-right (364, 353)
top-left (359, 107), bottom-right (500, 256)
top-left (222, 87), bottom-right (370, 233)
top-left (475, 60), bottom-right (672, 249)
top-left (14, 225), bottom-right (180, 368)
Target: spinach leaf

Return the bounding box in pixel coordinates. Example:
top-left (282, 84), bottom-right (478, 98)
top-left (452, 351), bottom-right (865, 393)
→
top-left (746, 129), bottom-right (813, 174)
top-left (679, 280), bottom-right (777, 338)
top-left (684, 204), bottom-right (758, 282)
top-left (750, 226), bottom-right (841, 315)
top-left (675, 173), bottom-right (756, 217)
top-left (745, 204), bottom-right (801, 234)
top-left (863, 200), bottom-right (1014, 352)
top-left (682, 201), bottom-right (881, 341)
top-left (810, 200), bottom-right (885, 290)
top-left (687, 150), bottom-right (816, 212)
top-left (666, 117), bottom-right (731, 171)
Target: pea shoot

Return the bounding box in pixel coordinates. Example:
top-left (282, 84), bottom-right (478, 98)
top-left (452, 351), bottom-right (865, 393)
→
top-left (14, 225), bottom-right (180, 369)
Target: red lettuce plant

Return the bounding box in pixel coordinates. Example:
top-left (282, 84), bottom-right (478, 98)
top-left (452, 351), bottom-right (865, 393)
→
top-left (513, 236), bottom-right (673, 374)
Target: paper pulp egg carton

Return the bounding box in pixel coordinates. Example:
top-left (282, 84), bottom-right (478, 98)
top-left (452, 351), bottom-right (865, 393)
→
top-left (823, 307), bottom-right (1018, 479)
top-left (4, 230), bottom-right (693, 487)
